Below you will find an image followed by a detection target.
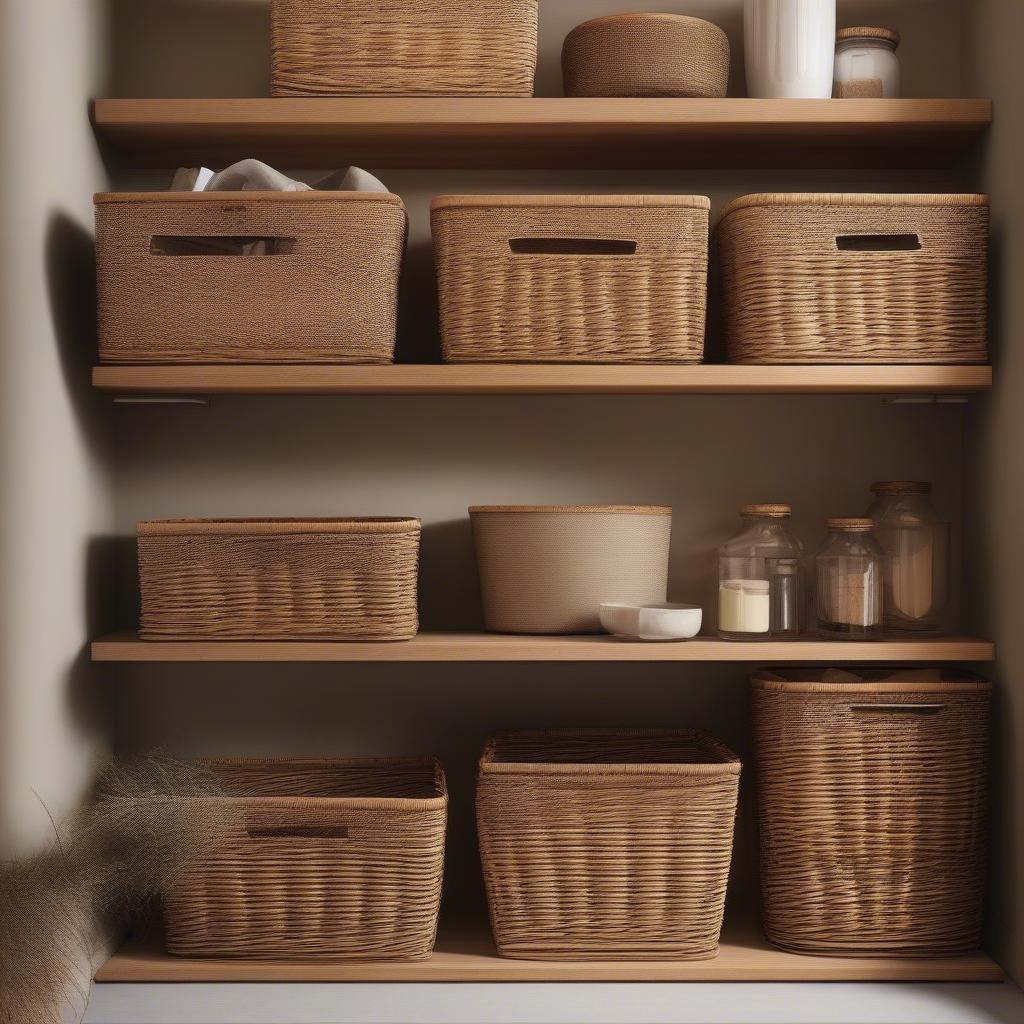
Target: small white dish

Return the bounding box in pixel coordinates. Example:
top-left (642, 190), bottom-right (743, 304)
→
top-left (599, 602), bottom-right (703, 642)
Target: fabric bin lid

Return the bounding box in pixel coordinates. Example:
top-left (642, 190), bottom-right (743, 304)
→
top-left (720, 192), bottom-right (987, 219)
top-left (752, 667), bottom-right (991, 694)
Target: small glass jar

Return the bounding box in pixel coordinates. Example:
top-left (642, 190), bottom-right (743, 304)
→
top-left (834, 26), bottom-right (900, 98)
top-left (815, 518), bottom-right (885, 640)
top-left (867, 481), bottom-right (949, 635)
top-left (719, 504), bottom-right (803, 641)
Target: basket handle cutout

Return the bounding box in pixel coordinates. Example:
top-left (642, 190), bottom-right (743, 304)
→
top-left (150, 235), bottom-right (297, 257)
top-left (246, 826), bottom-right (350, 840)
top-left (508, 237), bottom-right (638, 256)
top-left (835, 233), bottom-right (922, 252)
top-left (849, 703), bottom-right (945, 715)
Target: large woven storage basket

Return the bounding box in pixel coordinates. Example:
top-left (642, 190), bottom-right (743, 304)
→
top-left (96, 192), bottom-right (407, 364)
top-left (433, 196), bottom-right (709, 363)
top-left (137, 518), bottom-right (420, 641)
top-left (271, 0), bottom-right (538, 97)
top-left (752, 669), bottom-right (991, 956)
top-left (718, 194), bottom-right (988, 364)
top-left (165, 758), bottom-right (447, 959)
top-left (477, 729), bottom-right (741, 960)
top-left (470, 505), bottom-right (672, 634)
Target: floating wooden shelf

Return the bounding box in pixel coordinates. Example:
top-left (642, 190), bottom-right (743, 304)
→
top-left (96, 920), bottom-right (1002, 983)
top-left (93, 364), bottom-right (994, 396)
top-left (91, 98), bottom-right (991, 169)
top-left (91, 632), bottom-right (994, 664)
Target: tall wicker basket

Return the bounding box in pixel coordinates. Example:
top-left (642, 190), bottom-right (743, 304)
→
top-left (477, 729), bottom-right (741, 960)
top-left (164, 758), bottom-right (447, 960)
top-left (137, 518), bottom-right (420, 641)
top-left (433, 195), bottom-right (710, 363)
top-left (718, 194), bottom-right (988, 364)
top-left (752, 669), bottom-right (990, 956)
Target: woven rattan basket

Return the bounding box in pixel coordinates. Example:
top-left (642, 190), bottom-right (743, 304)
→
top-left (752, 669), bottom-right (991, 956)
top-left (164, 758), bottom-right (447, 959)
top-left (433, 195), bottom-right (709, 363)
top-left (562, 14), bottom-right (730, 98)
top-left (272, 0), bottom-right (538, 97)
top-left (477, 729), bottom-right (741, 960)
top-left (470, 505), bottom-right (672, 634)
top-left (96, 192), bottom-right (407, 364)
top-left (718, 194), bottom-right (988, 364)
top-left (137, 518), bottom-right (420, 641)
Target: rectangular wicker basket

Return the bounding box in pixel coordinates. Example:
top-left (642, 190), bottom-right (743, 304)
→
top-left (164, 758), bottom-right (447, 960)
top-left (137, 518), bottom-right (421, 641)
top-left (477, 729), bottom-right (741, 960)
top-left (752, 668), bottom-right (991, 957)
top-left (96, 192), bottom-right (407, 364)
top-left (271, 0), bottom-right (538, 97)
top-left (433, 195), bottom-right (710, 363)
top-left (717, 193), bottom-right (988, 364)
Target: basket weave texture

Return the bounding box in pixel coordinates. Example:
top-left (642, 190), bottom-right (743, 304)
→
top-left (562, 14), bottom-right (730, 98)
top-left (271, 0), bottom-right (538, 97)
top-left (433, 195), bottom-right (709, 363)
top-left (717, 194), bottom-right (988, 364)
top-left (477, 729), bottom-right (741, 960)
top-left (752, 669), bottom-right (990, 956)
top-left (137, 518), bottom-right (420, 641)
top-left (164, 758), bottom-right (447, 959)
top-left (96, 192), bottom-right (407, 364)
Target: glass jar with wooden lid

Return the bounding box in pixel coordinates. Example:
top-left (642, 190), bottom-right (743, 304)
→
top-left (834, 26), bottom-right (901, 98)
top-left (814, 518), bottom-right (886, 639)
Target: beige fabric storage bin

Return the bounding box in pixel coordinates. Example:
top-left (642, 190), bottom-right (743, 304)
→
top-left (477, 729), bottom-right (741, 960)
top-left (470, 505), bottom-right (672, 634)
top-left (271, 0), bottom-right (538, 97)
top-left (96, 192), bottom-right (407, 364)
top-left (718, 193), bottom-right (988, 364)
top-left (137, 518), bottom-right (420, 641)
top-left (752, 669), bottom-right (990, 956)
top-left (433, 195), bottom-right (709, 363)
top-left (165, 758), bottom-right (447, 960)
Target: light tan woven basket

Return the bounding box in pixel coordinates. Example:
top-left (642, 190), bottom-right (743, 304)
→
top-left (470, 505), bottom-right (672, 634)
top-left (165, 758), bottom-right (447, 960)
top-left (96, 192), bottom-right (407, 364)
top-left (752, 669), bottom-right (991, 956)
top-left (272, 0), bottom-right (538, 97)
top-left (433, 195), bottom-right (709, 363)
top-left (137, 518), bottom-right (420, 641)
top-left (718, 194), bottom-right (988, 364)
top-left (477, 729), bottom-right (741, 960)
top-left (562, 14), bottom-right (730, 98)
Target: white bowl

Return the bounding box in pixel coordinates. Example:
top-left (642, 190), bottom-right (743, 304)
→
top-left (599, 602), bottom-right (703, 641)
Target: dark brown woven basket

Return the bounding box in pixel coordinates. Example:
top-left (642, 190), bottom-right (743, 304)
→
top-left (164, 758), bottom-right (447, 960)
top-left (752, 669), bottom-right (991, 956)
top-left (477, 728), bottom-right (741, 960)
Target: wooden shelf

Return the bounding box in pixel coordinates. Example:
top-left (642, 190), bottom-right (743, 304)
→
top-left (92, 98), bottom-right (991, 169)
top-left (93, 364), bottom-right (994, 396)
top-left (95, 921), bottom-right (1003, 983)
top-left (91, 632), bottom-right (994, 664)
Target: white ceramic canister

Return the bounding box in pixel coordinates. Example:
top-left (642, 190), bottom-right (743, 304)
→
top-left (744, 0), bottom-right (836, 99)
top-left (834, 27), bottom-right (901, 98)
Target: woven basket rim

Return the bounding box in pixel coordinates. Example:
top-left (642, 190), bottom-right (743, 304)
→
top-left (752, 669), bottom-right (991, 694)
top-left (138, 517), bottom-right (421, 536)
top-left (95, 191), bottom-right (406, 208)
top-left (480, 728), bottom-right (741, 775)
top-left (469, 504), bottom-right (671, 515)
top-left (720, 193), bottom-right (988, 220)
top-left (432, 194), bottom-right (711, 212)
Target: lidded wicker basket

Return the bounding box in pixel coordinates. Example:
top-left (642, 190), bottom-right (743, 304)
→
top-left (164, 758), bottom-right (447, 960)
top-left (96, 192), bottom-right (408, 364)
top-left (562, 13), bottom-right (730, 98)
top-left (752, 668), bottom-right (991, 956)
top-left (477, 729), bottom-right (742, 960)
top-left (718, 193), bottom-right (988, 364)
top-left (433, 195), bottom-right (710, 363)
top-left (137, 518), bottom-right (421, 641)
top-left (272, 0), bottom-right (538, 97)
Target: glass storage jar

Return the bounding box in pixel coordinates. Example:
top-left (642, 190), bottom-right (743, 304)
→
top-left (719, 504), bottom-right (803, 640)
top-left (867, 481), bottom-right (948, 635)
top-left (834, 26), bottom-right (900, 98)
top-left (815, 518), bottom-right (885, 639)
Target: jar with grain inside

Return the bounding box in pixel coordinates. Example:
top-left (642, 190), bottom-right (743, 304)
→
top-left (867, 481), bottom-right (948, 635)
top-left (834, 26), bottom-right (900, 98)
top-left (815, 518), bottom-right (885, 639)
top-left (718, 505), bottom-right (803, 641)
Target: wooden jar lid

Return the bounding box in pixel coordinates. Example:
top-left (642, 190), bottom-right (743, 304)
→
top-left (871, 480), bottom-right (932, 495)
top-left (740, 503), bottom-right (792, 518)
top-left (826, 517), bottom-right (875, 532)
top-left (836, 26), bottom-right (900, 46)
